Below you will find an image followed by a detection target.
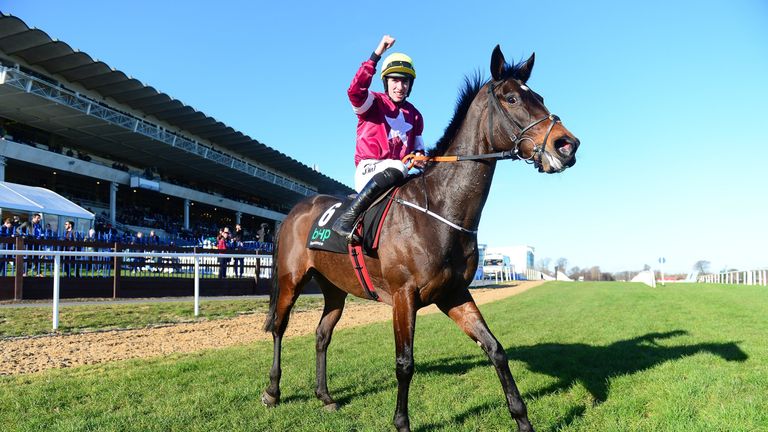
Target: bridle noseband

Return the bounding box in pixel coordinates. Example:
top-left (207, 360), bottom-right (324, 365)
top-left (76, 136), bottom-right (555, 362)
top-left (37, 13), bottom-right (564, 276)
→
top-left (486, 80), bottom-right (561, 167)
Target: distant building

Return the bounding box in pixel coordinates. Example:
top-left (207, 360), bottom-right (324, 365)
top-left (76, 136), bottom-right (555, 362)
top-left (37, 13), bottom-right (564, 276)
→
top-left (486, 245), bottom-right (535, 277)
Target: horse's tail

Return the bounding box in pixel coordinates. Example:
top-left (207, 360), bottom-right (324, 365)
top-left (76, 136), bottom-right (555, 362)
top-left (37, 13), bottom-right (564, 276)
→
top-left (263, 224), bottom-right (281, 333)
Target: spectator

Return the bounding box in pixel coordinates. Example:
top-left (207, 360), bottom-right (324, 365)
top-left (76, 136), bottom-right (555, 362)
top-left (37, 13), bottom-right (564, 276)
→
top-left (148, 230), bottom-right (160, 245)
top-left (17, 213), bottom-right (42, 237)
top-left (131, 232), bottom-right (145, 272)
top-left (63, 220), bottom-right (79, 277)
top-left (19, 214), bottom-right (44, 275)
top-left (232, 224), bottom-right (245, 277)
top-left (0, 218), bottom-right (12, 275)
top-left (257, 223), bottom-right (272, 243)
top-left (1, 218), bottom-right (13, 237)
top-left (217, 227), bottom-right (230, 278)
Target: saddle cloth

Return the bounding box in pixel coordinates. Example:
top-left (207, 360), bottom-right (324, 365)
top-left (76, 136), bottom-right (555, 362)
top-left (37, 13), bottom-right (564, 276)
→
top-left (306, 189), bottom-right (397, 256)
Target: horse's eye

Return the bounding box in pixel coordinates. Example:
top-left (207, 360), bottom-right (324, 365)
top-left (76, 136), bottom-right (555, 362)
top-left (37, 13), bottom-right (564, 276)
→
top-left (506, 95), bottom-right (517, 104)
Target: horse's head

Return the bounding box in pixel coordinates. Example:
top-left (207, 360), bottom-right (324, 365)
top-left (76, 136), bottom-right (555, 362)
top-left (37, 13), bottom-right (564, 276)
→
top-left (486, 46), bottom-right (579, 173)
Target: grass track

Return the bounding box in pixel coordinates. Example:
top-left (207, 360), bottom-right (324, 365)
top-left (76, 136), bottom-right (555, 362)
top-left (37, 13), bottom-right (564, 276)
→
top-left (1, 282), bottom-right (766, 431)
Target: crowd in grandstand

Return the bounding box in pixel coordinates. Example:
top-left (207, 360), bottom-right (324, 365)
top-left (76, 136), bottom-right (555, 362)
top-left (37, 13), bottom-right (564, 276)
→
top-left (0, 213), bottom-right (274, 253)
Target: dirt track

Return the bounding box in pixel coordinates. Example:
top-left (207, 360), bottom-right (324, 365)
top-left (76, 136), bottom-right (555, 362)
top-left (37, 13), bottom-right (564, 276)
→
top-left (0, 281), bottom-right (542, 375)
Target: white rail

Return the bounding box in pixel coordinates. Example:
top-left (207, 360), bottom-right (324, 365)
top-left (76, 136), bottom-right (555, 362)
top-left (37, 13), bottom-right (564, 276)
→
top-left (2, 249), bottom-right (272, 330)
top-left (700, 269), bottom-right (768, 286)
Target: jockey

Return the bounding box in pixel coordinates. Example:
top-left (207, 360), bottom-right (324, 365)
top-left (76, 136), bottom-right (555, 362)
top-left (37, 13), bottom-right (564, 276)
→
top-left (332, 35), bottom-right (426, 242)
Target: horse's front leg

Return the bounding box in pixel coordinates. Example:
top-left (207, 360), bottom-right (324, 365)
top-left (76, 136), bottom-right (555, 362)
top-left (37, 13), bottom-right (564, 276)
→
top-left (436, 288), bottom-right (534, 432)
top-left (391, 291), bottom-right (418, 432)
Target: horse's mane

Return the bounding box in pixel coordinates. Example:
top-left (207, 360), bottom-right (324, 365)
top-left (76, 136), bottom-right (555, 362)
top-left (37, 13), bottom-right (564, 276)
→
top-left (427, 59), bottom-right (528, 157)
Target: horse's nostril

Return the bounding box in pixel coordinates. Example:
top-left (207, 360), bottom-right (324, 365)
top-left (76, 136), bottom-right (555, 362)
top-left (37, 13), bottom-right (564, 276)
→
top-left (555, 138), bottom-right (575, 157)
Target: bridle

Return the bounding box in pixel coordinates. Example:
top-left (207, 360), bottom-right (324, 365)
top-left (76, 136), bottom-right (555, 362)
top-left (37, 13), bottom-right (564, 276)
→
top-left (485, 80), bottom-right (561, 167)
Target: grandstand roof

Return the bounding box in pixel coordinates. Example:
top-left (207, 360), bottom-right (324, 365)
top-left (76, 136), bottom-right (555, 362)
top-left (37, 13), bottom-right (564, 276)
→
top-left (0, 13), bottom-right (352, 198)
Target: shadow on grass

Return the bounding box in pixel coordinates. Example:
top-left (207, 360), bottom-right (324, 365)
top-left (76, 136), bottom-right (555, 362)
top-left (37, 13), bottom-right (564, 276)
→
top-left (415, 330), bottom-right (747, 430)
top-left (506, 330), bottom-right (747, 402)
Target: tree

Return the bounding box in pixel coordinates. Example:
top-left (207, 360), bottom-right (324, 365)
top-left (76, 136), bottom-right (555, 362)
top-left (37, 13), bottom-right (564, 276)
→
top-left (693, 260), bottom-right (711, 274)
top-left (568, 266), bottom-right (581, 278)
top-left (536, 257), bottom-right (552, 275)
top-left (588, 266), bottom-right (601, 281)
top-left (556, 257), bottom-right (568, 274)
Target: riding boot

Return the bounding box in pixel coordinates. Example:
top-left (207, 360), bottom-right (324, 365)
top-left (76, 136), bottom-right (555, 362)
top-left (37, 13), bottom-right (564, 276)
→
top-left (332, 168), bottom-right (404, 243)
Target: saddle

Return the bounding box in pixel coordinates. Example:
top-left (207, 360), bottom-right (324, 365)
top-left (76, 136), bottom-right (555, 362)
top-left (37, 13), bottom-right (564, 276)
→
top-left (306, 188), bottom-right (398, 257)
top-left (306, 188), bottom-right (399, 302)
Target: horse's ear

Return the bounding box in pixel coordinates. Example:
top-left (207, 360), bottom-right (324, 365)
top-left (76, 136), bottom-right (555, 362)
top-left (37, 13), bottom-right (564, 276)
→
top-left (518, 52), bottom-right (536, 84)
top-left (490, 45), bottom-right (506, 81)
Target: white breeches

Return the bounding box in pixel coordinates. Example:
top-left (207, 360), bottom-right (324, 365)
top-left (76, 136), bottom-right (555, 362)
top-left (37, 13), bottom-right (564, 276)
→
top-left (354, 159), bottom-right (408, 192)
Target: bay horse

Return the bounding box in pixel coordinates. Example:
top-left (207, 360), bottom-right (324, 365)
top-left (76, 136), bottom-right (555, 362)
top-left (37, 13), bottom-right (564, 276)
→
top-left (262, 45), bottom-right (579, 432)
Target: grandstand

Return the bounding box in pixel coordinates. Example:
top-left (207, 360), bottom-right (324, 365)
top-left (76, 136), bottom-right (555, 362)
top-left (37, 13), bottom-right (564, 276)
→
top-left (0, 13), bottom-right (353, 242)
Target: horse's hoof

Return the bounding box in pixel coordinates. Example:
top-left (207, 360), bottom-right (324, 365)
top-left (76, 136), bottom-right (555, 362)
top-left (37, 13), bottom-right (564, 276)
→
top-left (323, 402), bottom-right (339, 412)
top-left (261, 391), bottom-right (279, 407)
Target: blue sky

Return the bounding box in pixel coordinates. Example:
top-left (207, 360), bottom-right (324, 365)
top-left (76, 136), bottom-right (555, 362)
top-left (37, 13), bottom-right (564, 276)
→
top-left (3, 1), bottom-right (767, 274)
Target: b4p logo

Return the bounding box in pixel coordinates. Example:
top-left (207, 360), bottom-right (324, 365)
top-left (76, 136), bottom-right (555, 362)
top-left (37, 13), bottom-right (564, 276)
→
top-left (311, 227), bottom-right (331, 242)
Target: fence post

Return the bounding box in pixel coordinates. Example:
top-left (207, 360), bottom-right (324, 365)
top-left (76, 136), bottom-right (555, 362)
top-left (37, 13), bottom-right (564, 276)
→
top-left (194, 249), bottom-right (200, 317)
top-left (112, 243), bottom-right (121, 299)
top-left (53, 254), bottom-right (60, 331)
top-left (14, 236), bottom-right (23, 300)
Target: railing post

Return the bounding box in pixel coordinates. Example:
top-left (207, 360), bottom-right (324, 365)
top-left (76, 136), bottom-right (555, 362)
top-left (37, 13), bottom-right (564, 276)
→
top-left (194, 248), bottom-right (200, 317)
top-left (14, 236), bottom-right (23, 300)
top-left (53, 254), bottom-right (60, 331)
top-left (112, 243), bottom-right (121, 299)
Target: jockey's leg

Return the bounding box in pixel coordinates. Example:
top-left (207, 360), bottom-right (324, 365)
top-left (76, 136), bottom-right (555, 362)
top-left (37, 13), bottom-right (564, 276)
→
top-left (332, 166), bottom-right (404, 243)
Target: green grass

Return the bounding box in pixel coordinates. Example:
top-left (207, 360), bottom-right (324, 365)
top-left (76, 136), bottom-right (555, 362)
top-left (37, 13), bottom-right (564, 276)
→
top-left (1, 282), bottom-right (767, 431)
top-left (0, 297), bottom-right (324, 338)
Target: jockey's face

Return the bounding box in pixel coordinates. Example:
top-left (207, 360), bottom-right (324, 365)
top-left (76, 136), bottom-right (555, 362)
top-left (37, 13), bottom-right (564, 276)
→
top-left (387, 77), bottom-right (410, 103)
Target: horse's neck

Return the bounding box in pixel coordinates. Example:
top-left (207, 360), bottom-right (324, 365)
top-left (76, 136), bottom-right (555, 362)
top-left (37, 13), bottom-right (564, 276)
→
top-left (422, 108), bottom-right (496, 231)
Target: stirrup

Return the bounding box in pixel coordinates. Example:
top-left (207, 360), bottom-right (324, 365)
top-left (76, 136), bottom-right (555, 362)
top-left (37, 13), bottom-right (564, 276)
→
top-left (346, 232), bottom-right (362, 244)
top-left (344, 221), bottom-right (362, 244)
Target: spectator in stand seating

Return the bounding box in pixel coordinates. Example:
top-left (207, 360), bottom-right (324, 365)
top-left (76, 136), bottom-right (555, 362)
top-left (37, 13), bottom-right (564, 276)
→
top-left (232, 224), bottom-right (245, 277)
top-left (43, 223), bottom-right (54, 238)
top-left (217, 227), bottom-right (231, 278)
top-left (106, 224), bottom-right (118, 241)
top-left (149, 230), bottom-right (160, 245)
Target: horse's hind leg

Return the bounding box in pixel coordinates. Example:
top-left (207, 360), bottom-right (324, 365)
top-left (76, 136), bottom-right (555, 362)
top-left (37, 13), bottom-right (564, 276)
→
top-left (313, 276), bottom-right (348, 411)
top-left (262, 271), bottom-right (311, 408)
top-left (436, 288), bottom-right (534, 432)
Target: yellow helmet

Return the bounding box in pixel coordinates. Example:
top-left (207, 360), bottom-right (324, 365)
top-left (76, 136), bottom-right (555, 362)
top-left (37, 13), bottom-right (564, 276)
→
top-left (380, 53), bottom-right (416, 80)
